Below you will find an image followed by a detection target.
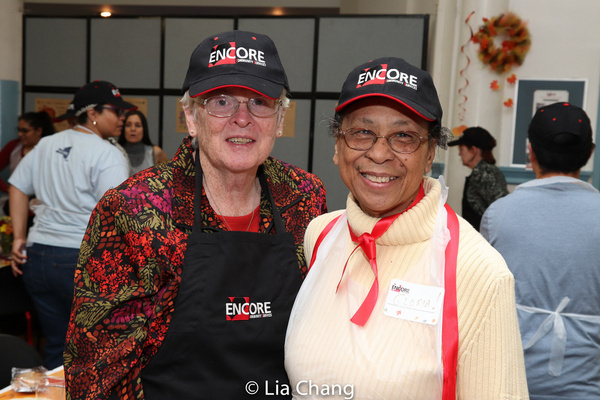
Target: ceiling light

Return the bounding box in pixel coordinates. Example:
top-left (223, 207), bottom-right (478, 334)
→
top-left (100, 11), bottom-right (112, 17)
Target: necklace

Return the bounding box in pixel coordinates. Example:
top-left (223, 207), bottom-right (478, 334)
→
top-left (203, 176), bottom-right (258, 232)
top-left (221, 207), bottom-right (257, 232)
top-left (74, 124), bottom-right (96, 135)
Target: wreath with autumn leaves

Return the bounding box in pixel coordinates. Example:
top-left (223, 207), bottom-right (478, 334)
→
top-left (472, 12), bottom-right (531, 74)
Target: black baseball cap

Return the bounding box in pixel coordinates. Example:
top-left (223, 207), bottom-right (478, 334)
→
top-left (54, 101), bottom-right (76, 121)
top-left (73, 81), bottom-right (137, 117)
top-left (448, 127), bottom-right (496, 150)
top-left (528, 102), bottom-right (593, 154)
top-left (182, 30), bottom-right (289, 99)
top-left (335, 57), bottom-right (443, 125)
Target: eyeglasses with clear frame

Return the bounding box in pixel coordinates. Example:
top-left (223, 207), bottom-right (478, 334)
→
top-left (340, 127), bottom-right (429, 154)
top-left (199, 94), bottom-right (282, 118)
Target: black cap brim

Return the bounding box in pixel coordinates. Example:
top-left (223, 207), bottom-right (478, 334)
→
top-left (188, 74), bottom-right (285, 99)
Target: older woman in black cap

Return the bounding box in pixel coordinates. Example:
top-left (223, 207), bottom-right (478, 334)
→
top-left (285, 58), bottom-right (528, 399)
top-left (64, 30), bottom-right (327, 399)
top-left (9, 80), bottom-right (135, 369)
top-left (448, 127), bottom-right (508, 231)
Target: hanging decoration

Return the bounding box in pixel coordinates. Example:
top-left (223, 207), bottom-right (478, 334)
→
top-left (457, 11), bottom-right (476, 123)
top-left (452, 125), bottom-right (468, 138)
top-left (472, 12), bottom-right (531, 74)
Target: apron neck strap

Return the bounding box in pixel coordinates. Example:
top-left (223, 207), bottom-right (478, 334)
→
top-left (193, 147), bottom-right (204, 229)
top-left (258, 167), bottom-right (286, 234)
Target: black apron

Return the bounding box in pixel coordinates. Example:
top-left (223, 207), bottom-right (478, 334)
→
top-left (141, 156), bottom-right (301, 399)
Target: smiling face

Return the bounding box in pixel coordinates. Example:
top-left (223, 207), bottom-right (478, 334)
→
top-left (334, 97), bottom-right (436, 218)
top-left (184, 87), bottom-right (284, 176)
top-left (124, 113), bottom-right (144, 144)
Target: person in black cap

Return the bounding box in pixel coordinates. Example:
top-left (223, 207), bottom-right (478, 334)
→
top-left (285, 57), bottom-right (528, 399)
top-left (8, 80), bottom-right (135, 369)
top-left (448, 127), bottom-right (508, 231)
top-left (481, 102), bottom-right (600, 399)
top-left (64, 30), bottom-right (327, 399)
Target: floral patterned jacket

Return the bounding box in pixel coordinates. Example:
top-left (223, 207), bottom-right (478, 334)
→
top-left (64, 136), bottom-right (327, 400)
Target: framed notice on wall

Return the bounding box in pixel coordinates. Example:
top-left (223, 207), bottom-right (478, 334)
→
top-left (512, 79), bottom-right (587, 166)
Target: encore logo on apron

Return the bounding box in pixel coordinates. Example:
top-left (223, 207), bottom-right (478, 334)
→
top-left (226, 297), bottom-right (273, 320)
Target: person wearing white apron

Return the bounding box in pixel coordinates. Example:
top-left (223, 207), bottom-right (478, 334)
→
top-left (285, 57), bottom-right (529, 399)
top-left (481, 102), bottom-right (600, 399)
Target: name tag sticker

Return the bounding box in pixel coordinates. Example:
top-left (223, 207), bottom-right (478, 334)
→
top-left (383, 279), bottom-right (444, 325)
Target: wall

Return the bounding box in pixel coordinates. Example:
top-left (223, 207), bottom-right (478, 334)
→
top-left (26, 0), bottom-right (339, 8)
top-left (436, 0), bottom-right (600, 210)
top-left (0, 0), bottom-right (23, 151)
top-left (17, 0), bottom-right (600, 212)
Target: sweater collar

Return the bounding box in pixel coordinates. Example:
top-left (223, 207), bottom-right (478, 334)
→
top-left (346, 177), bottom-right (442, 246)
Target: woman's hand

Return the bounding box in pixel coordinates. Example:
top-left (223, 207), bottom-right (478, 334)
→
top-left (10, 237), bottom-right (27, 276)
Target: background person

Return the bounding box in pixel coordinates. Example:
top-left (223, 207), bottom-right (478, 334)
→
top-left (448, 127), bottom-right (508, 231)
top-left (0, 111), bottom-right (55, 194)
top-left (285, 57), bottom-right (528, 399)
top-left (118, 110), bottom-right (169, 175)
top-left (9, 80), bottom-right (134, 369)
top-left (64, 30), bottom-right (327, 400)
top-left (481, 102), bottom-right (600, 399)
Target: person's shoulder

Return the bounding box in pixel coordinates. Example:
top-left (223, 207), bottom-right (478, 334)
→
top-left (263, 157), bottom-right (326, 197)
top-left (457, 216), bottom-right (512, 278)
top-left (36, 128), bottom-right (69, 144)
top-left (3, 138), bottom-right (21, 149)
top-left (119, 160), bottom-right (173, 191)
top-left (264, 157), bottom-right (323, 182)
top-left (305, 210), bottom-right (346, 242)
top-left (99, 161), bottom-right (174, 210)
top-left (474, 161), bottom-right (504, 178)
top-left (310, 210), bottom-right (345, 226)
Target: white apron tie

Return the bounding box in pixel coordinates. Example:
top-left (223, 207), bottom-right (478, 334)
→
top-left (517, 296), bottom-right (600, 376)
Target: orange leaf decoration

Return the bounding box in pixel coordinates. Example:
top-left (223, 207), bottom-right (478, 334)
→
top-left (452, 125), bottom-right (468, 137)
top-left (473, 12), bottom-right (531, 74)
top-left (506, 74), bottom-right (517, 84)
top-left (504, 98), bottom-right (514, 107)
top-left (490, 80), bottom-right (500, 91)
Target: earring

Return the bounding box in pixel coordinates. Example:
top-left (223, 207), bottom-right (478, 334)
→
top-left (92, 120), bottom-right (97, 126)
top-left (277, 131), bottom-right (283, 137)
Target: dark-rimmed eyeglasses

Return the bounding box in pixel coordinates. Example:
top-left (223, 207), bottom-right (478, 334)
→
top-left (102, 106), bottom-right (127, 117)
top-left (340, 127), bottom-right (429, 154)
top-left (199, 94), bottom-right (282, 118)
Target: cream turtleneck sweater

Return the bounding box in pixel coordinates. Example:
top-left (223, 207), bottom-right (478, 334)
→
top-left (285, 177), bottom-right (528, 399)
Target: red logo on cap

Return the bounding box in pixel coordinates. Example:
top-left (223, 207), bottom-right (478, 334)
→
top-left (356, 63), bottom-right (419, 90)
top-left (357, 64), bottom-right (388, 88)
top-left (208, 42), bottom-right (237, 67)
